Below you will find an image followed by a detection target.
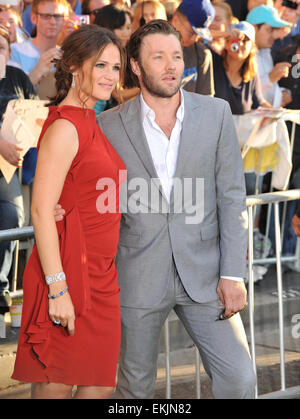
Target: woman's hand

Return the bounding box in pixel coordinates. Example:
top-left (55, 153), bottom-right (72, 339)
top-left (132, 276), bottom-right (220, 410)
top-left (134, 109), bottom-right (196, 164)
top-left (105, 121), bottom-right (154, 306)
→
top-left (48, 282), bottom-right (75, 336)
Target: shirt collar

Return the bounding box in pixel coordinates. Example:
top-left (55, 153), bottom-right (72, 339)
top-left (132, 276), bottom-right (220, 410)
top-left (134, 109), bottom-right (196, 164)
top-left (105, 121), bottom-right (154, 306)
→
top-left (140, 89), bottom-right (185, 124)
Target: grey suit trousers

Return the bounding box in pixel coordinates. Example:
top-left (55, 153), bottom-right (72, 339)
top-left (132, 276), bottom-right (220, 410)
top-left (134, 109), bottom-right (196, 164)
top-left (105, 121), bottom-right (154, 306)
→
top-left (114, 261), bottom-right (256, 399)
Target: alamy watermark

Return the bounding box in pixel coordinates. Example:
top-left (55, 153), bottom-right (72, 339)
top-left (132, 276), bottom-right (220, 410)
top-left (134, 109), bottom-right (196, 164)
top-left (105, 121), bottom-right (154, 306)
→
top-left (291, 314), bottom-right (300, 339)
top-left (96, 171), bottom-right (204, 225)
top-left (291, 54), bottom-right (300, 79)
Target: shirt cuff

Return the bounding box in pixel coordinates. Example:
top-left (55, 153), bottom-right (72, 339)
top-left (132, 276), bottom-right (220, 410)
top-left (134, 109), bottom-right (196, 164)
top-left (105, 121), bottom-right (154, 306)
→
top-left (221, 276), bottom-right (244, 282)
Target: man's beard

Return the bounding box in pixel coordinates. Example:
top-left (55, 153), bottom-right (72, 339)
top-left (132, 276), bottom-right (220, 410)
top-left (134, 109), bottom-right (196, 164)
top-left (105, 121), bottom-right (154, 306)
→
top-left (139, 61), bottom-right (182, 98)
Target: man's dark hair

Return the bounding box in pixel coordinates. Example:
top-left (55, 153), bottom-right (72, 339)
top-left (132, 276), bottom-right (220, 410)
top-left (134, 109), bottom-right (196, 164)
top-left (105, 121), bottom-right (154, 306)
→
top-left (125, 19), bottom-right (182, 87)
top-left (94, 4), bottom-right (127, 31)
top-left (127, 19), bottom-right (182, 62)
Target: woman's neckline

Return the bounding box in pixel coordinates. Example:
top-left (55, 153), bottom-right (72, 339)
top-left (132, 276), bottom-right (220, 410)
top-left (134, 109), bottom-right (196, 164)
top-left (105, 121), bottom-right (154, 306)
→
top-left (53, 104), bottom-right (95, 112)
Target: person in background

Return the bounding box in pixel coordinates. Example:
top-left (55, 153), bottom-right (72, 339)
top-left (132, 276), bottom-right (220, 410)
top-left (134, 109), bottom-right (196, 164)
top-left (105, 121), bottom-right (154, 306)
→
top-left (171, 0), bottom-right (215, 96)
top-left (160, 0), bottom-right (180, 21)
top-left (221, 0), bottom-right (274, 21)
top-left (94, 3), bottom-right (138, 107)
top-left (0, 25), bottom-right (38, 315)
top-left (246, 5), bottom-right (292, 107)
top-left (248, 0), bottom-right (275, 10)
top-left (292, 194), bottom-right (300, 236)
top-left (10, 0), bottom-right (70, 87)
top-left (210, 1), bottom-right (233, 54)
top-left (0, 5), bottom-right (26, 43)
top-left (81, 0), bottom-right (110, 23)
top-left (94, 3), bottom-right (132, 47)
top-left (110, 0), bottom-right (130, 6)
top-left (271, 0), bottom-right (300, 56)
top-left (212, 21), bottom-right (270, 115)
top-left (212, 21), bottom-right (272, 195)
top-left (132, 0), bottom-right (167, 31)
top-left (220, 0), bottom-right (248, 21)
top-left (22, 0), bottom-right (77, 36)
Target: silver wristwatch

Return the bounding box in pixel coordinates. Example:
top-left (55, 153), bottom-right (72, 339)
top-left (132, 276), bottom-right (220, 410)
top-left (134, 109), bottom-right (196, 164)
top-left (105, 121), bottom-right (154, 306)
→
top-left (45, 271), bottom-right (66, 286)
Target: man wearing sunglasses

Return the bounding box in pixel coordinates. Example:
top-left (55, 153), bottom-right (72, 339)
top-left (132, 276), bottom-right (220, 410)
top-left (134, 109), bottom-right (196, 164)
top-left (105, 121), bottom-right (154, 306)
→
top-left (10, 0), bottom-right (70, 87)
top-left (81, 0), bottom-right (110, 23)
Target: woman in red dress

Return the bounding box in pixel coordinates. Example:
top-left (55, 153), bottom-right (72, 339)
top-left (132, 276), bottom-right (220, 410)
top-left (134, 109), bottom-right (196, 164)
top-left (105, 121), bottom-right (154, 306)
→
top-left (12, 25), bottom-right (126, 399)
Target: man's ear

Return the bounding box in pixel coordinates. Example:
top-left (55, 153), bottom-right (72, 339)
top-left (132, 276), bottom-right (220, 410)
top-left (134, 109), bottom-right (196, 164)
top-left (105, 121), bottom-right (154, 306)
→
top-left (30, 11), bottom-right (37, 26)
top-left (130, 58), bottom-right (141, 77)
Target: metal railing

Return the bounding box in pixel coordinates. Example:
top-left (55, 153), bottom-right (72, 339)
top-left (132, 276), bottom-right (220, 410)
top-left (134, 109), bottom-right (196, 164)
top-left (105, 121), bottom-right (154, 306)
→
top-left (163, 189), bottom-right (300, 399)
top-left (0, 226), bottom-right (34, 294)
top-left (247, 189), bottom-right (300, 399)
top-left (0, 190), bottom-right (300, 398)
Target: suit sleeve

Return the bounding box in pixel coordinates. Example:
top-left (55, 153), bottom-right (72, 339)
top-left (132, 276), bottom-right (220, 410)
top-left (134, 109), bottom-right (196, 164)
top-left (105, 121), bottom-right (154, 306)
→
top-left (215, 101), bottom-right (248, 278)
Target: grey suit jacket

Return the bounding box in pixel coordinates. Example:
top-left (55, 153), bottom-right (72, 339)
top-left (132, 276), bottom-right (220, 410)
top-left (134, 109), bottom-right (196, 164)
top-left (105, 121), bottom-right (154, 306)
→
top-left (97, 91), bottom-right (248, 308)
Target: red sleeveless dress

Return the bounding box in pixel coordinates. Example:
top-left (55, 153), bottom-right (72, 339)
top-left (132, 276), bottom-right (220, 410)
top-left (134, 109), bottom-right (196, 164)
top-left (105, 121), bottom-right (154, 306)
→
top-left (12, 105), bottom-right (126, 386)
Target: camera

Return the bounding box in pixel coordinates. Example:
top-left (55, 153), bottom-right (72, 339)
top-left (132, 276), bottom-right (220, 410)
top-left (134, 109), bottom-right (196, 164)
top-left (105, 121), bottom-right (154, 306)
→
top-left (231, 42), bottom-right (239, 52)
top-left (282, 0), bottom-right (298, 9)
top-left (73, 14), bottom-right (90, 29)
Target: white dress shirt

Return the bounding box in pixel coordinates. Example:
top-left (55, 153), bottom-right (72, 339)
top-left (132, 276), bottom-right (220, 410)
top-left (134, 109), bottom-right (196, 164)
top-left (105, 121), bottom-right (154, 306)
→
top-left (140, 91), bottom-right (184, 203)
top-left (140, 91), bottom-right (243, 282)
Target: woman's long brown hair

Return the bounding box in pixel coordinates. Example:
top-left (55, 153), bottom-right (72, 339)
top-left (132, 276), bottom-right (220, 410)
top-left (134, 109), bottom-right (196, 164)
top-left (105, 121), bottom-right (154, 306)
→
top-left (47, 24), bottom-right (125, 107)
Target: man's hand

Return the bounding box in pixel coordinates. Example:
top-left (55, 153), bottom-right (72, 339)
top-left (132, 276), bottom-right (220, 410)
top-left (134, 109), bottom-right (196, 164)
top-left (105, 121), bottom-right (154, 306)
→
top-left (29, 47), bottom-right (62, 85)
top-left (217, 278), bottom-right (247, 318)
top-left (54, 204), bottom-right (65, 221)
top-left (281, 90), bottom-right (292, 107)
top-left (0, 138), bottom-right (23, 167)
top-left (269, 62), bottom-right (291, 83)
top-left (292, 213), bottom-right (300, 237)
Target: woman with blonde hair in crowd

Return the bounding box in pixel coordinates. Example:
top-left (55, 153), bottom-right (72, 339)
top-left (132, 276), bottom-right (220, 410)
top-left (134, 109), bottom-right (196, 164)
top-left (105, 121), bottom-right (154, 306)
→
top-left (0, 4), bottom-right (27, 43)
top-left (132, 0), bottom-right (167, 31)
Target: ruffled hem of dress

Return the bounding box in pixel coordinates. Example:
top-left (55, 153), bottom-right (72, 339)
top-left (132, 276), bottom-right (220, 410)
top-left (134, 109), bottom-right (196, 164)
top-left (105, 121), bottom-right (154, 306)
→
top-left (24, 281), bottom-right (54, 369)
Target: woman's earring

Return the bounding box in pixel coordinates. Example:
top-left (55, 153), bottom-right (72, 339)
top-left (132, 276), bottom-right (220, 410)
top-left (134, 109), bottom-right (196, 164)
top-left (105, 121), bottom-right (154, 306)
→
top-left (71, 75), bottom-right (75, 88)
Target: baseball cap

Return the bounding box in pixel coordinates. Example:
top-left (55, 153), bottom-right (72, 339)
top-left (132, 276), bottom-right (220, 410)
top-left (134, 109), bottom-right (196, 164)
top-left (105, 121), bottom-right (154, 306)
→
top-left (231, 21), bottom-right (256, 43)
top-left (246, 5), bottom-right (291, 28)
top-left (178, 0), bottom-right (215, 41)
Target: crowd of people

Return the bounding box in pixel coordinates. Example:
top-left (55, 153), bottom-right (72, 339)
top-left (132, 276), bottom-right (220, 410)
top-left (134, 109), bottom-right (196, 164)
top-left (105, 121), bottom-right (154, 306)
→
top-left (0, 0), bottom-right (299, 399)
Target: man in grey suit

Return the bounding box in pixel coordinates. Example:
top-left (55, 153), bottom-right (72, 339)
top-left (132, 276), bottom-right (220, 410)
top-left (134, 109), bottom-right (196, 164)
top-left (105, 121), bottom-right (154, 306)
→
top-left (97, 20), bottom-right (256, 399)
